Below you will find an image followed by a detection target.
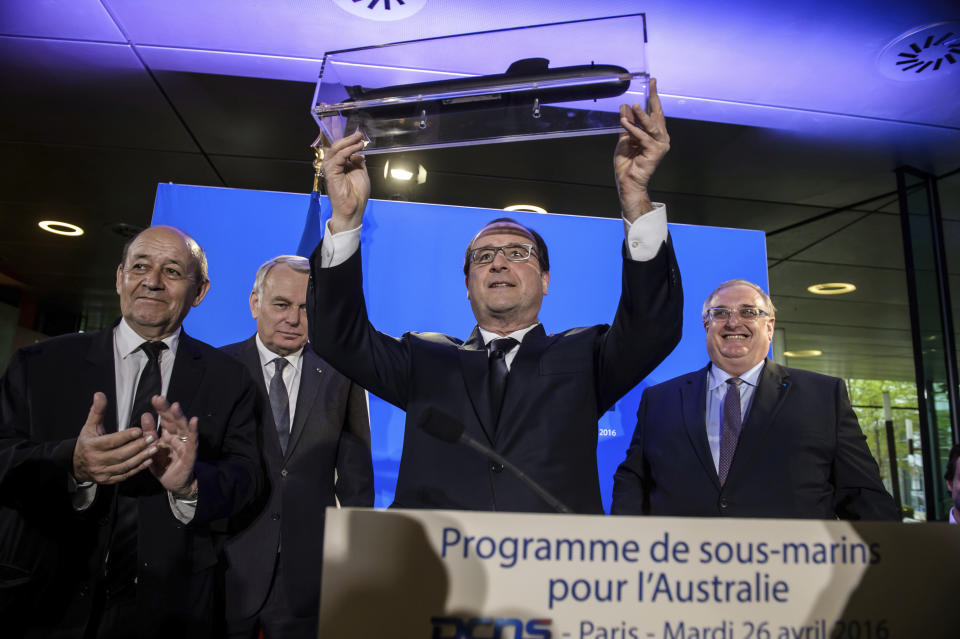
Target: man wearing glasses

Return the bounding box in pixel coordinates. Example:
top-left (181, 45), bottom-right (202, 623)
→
top-left (307, 80), bottom-right (683, 514)
top-left (612, 279), bottom-right (898, 520)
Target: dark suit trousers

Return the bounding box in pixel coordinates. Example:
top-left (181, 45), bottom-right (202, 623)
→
top-left (225, 552), bottom-right (317, 639)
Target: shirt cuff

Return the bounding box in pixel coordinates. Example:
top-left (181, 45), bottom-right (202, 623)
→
top-left (320, 219), bottom-right (362, 268)
top-left (622, 202), bottom-right (668, 261)
top-left (68, 474), bottom-right (97, 511)
top-left (168, 491), bottom-right (197, 524)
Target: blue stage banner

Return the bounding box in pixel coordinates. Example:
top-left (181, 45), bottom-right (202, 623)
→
top-left (153, 184), bottom-right (767, 510)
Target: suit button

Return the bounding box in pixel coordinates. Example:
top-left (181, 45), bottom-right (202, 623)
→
top-left (281, 469), bottom-right (288, 478)
top-left (272, 512), bottom-right (281, 520)
top-left (719, 499), bottom-right (729, 510)
top-left (489, 462), bottom-right (503, 473)
top-left (79, 584), bottom-right (89, 597)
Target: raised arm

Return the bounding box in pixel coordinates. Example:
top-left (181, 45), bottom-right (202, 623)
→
top-left (323, 131), bottom-right (371, 233)
top-left (614, 77), bottom-right (671, 223)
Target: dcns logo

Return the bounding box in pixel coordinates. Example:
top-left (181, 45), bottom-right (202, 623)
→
top-left (430, 616), bottom-right (552, 639)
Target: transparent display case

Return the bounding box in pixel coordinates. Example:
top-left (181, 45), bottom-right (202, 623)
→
top-left (311, 13), bottom-right (648, 153)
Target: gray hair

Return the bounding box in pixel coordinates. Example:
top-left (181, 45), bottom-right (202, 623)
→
top-left (252, 255), bottom-right (310, 305)
top-left (701, 279), bottom-right (776, 320)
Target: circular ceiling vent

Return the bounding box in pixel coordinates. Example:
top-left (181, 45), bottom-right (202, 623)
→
top-left (878, 21), bottom-right (960, 80)
top-left (333, 0), bottom-right (427, 22)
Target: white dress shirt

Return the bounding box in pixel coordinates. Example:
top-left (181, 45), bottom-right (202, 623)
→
top-left (254, 333), bottom-right (304, 429)
top-left (704, 360), bottom-right (766, 472)
top-left (114, 318), bottom-right (178, 431)
top-left (72, 319), bottom-right (196, 522)
top-left (477, 325), bottom-right (539, 371)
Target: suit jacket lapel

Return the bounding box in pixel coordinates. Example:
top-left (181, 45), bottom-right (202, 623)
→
top-left (237, 336), bottom-right (284, 462)
top-left (167, 331), bottom-right (204, 412)
top-left (681, 365), bottom-right (719, 488)
top-left (459, 327), bottom-right (495, 444)
top-left (498, 325), bottom-right (548, 442)
top-left (287, 347), bottom-right (323, 459)
top-left (87, 325), bottom-right (119, 433)
top-left (730, 359), bottom-right (791, 478)
top-left (238, 336), bottom-right (269, 399)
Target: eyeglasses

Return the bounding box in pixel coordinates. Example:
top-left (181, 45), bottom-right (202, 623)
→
top-left (705, 307), bottom-right (771, 322)
top-left (468, 243), bottom-right (537, 266)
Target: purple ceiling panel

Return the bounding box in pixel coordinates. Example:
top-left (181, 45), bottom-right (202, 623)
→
top-left (644, 1), bottom-right (960, 126)
top-left (137, 46), bottom-right (325, 83)
top-left (0, 0), bottom-right (124, 41)
top-left (101, 0), bottom-right (642, 58)
top-left (5, 0), bottom-right (956, 138)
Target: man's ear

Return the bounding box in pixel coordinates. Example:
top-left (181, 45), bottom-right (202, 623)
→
top-left (541, 271), bottom-right (550, 295)
top-left (191, 279), bottom-right (211, 308)
top-left (115, 264), bottom-right (123, 296)
top-left (249, 290), bottom-right (260, 319)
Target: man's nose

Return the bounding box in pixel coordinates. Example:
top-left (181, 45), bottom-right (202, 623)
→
top-left (724, 312), bottom-right (745, 328)
top-left (143, 266), bottom-right (163, 288)
top-left (489, 250), bottom-right (511, 269)
top-left (285, 307), bottom-right (305, 324)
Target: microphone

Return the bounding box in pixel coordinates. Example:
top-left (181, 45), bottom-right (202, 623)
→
top-left (418, 406), bottom-right (573, 514)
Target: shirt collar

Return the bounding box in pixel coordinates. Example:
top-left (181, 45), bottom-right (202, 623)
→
top-left (115, 317), bottom-right (180, 359)
top-left (708, 358), bottom-right (766, 391)
top-left (255, 333), bottom-right (303, 371)
top-left (478, 323), bottom-right (540, 348)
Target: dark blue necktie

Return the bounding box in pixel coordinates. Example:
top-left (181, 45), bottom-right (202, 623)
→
top-left (270, 358), bottom-right (290, 454)
top-left (718, 377), bottom-right (743, 485)
top-left (488, 338), bottom-right (518, 429)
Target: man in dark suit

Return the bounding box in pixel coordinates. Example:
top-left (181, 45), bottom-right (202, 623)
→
top-left (0, 225), bottom-right (263, 638)
top-left (221, 255), bottom-right (373, 639)
top-left (306, 79), bottom-right (682, 514)
top-left (612, 279), bottom-right (898, 520)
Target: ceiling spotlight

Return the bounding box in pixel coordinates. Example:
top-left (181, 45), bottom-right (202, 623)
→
top-left (383, 160), bottom-right (427, 184)
top-left (807, 282), bottom-right (856, 295)
top-left (39, 220), bottom-right (84, 237)
top-left (504, 204), bottom-right (548, 214)
top-left (784, 350), bottom-right (822, 358)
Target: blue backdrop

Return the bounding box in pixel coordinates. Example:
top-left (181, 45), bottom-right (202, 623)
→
top-left (153, 184), bottom-right (767, 511)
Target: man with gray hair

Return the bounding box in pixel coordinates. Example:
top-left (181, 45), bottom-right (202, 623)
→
top-left (221, 255), bottom-right (373, 639)
top-left (0, 225), bottom-right (263, 637)
top-left (612, 279), bottom-right (897, 520)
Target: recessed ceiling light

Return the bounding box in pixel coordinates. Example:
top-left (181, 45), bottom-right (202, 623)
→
top-left (39, 220), bottom-right (84, 237)
top-left (504, 204), bottom-right (547, 214)
top-left (383, 160), bottom-right (427, 184)
top-left (807, 282), bottom-right (856, 295)
top-left (784, 349), bottom-right (822, 358)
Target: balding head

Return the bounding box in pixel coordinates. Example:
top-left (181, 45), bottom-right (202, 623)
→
top-left (115, 225), bottom-right (210, 340)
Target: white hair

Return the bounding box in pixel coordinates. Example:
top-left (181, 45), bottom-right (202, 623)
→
top-left (252, 255), bottom-right (310, 306)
